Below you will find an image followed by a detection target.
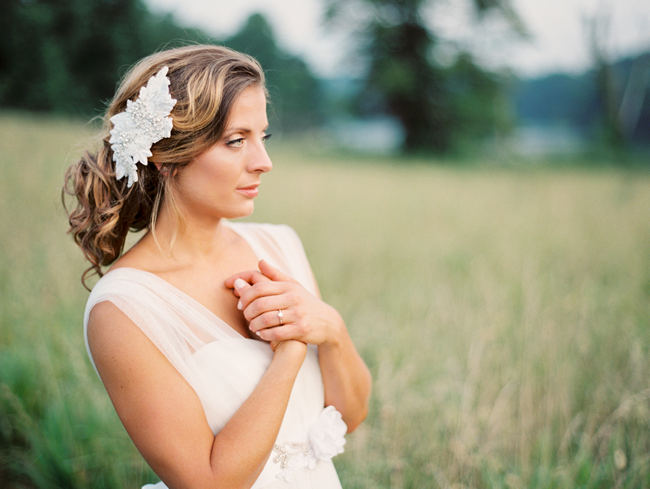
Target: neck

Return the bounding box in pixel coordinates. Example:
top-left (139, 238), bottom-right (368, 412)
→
top-left (146, 200), bottom-right (232, 265)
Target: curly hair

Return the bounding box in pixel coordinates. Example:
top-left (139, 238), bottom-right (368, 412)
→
top-left (63, 45), bottom-right (266, 289)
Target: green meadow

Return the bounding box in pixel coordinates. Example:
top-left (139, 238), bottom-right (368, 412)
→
top-left (1, 112), bottom-right (648, 488)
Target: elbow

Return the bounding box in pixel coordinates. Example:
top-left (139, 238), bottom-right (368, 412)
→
top-left (344, 367), bottom-right (372, 434)
top-left (330, 392), bottom-right (369, 434)
top-left (344, 404), bottom-right (368, 433)
top-left (206, 452), bottom-right (261, 489)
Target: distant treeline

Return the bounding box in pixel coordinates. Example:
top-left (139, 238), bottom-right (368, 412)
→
top-left (514, 53), bottom-right (650, 146)
top-left (0, 0), bottom-right (322, 132)
top-left (0, 0), bottom-right (520, 154)
top-left (2, 0), bottom-right (647, 153)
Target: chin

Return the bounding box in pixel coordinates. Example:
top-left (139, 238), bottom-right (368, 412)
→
top-left (223, 203), bottom-right (255, 220)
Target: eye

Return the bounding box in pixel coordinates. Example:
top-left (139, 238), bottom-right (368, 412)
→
top-left (226, 137), bottom-right (245, 148)
top-left (262, 133), bottom-right (272, 144)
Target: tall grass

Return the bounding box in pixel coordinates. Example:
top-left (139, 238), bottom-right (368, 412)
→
top-left (1, 112), bottom-right (648, 488)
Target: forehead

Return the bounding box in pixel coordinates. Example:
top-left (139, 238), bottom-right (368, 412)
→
top-left (225, 85), bottom-right (268, 127)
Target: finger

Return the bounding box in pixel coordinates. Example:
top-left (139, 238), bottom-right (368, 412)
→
top-left (233, 278), bottom-right (251, 293)
top-left (239, 280), bottom-right (288, 310)
top-left (231, 278), bottom-right (253, 309)
top-left (257, 324), bottom-right (304, 343)
top-left (224, 270), bottom-right (271, 289)
top-left (259, 259), bottom-right (295, 283)
top-left (224, 271), bottom-right (254, 289)
top-left (248, 308), bottom-right (292, 333)
top-left (243, 293), bottom-right (294, 322)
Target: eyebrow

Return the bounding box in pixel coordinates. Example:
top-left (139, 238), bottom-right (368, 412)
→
top-left (223, 125), bottom-right (269, 135)
top-left (225, 127), bottom-right (251, 134)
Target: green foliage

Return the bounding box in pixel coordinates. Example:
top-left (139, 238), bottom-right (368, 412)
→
top-left (224, 13), bottom-right (325, 132)
top-left (514, 52), bottom-right (650, 147)
top-left (0, 2), bottom-right (324, 132)
top-left (0, 0), bottom-right (213, 117)
top-left (326, 0), bottom-right (522, 153)
top-left (362, 13), bottom-right (453, 151)
top-left (446, 52), bottom-right (514, 147)
top-left (1, 112), bottom-right (649, 488)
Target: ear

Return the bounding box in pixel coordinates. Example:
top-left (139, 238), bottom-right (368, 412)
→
top-left (154, 163), bottom-right (178, 178)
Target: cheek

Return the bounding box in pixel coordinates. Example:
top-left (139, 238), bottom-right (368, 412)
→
top-left (210, 160), bottom-right (238, 181)
top-left (180, 154), bottom-right (242, 200)
top-left (206, 162), bottom-right (241, 194)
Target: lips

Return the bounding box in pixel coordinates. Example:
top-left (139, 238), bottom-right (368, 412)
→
top-left (236, 184), bottom-right (260, 198)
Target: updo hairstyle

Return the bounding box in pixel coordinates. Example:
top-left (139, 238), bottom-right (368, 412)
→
top-left (63, 45), bottom-right (266, 289)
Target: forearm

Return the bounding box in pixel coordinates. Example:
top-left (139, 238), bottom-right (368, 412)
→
top-left (208, 343), bottom-right (305, 488)
top-left (225, 262), bottom-right (371, 434)
top-left (319, 316), bottom-right (371, 433)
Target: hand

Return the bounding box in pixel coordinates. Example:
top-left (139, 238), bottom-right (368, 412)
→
top-left (225, 260), bottom-right (344, 346)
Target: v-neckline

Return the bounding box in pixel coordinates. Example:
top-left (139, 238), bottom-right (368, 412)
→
top-left (108, 220), bottom-right (263, 341)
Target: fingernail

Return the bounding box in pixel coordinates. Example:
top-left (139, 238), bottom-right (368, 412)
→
top-left (234, 278), bottom-right (247, 290)
top-left (237, 300), bottom-right (242, 310)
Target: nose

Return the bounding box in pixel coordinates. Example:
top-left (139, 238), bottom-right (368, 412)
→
top-left (248, 139), bottom-right (273, 174)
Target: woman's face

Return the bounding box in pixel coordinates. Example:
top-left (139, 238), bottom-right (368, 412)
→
top-left (173, 84), bottom-right (272, 222)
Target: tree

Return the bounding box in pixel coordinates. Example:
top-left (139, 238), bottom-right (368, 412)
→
top-left (325, 0), bottom-right (524, 153)
top-left (513, 51), bottom-right (650, 149)
top-left (225, 13), bottom-right (325, 132)
top-left (0, 5), bottom-right (323, 133)
top-left (0, 0), bottom-right (215, 116)
top-left (586, 12), bottom-right (625, 149)
top-left (584, 10), bottom-right (650, 151)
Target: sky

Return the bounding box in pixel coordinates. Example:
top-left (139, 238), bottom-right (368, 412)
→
top-left (146, 0), bottom-right (649, 78)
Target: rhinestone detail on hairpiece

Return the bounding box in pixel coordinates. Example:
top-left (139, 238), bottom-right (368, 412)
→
top-left (109, 66), bottom-right (177, 188)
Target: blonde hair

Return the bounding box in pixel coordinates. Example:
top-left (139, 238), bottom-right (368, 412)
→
top-left (63, 45), bottom-right (266, 289)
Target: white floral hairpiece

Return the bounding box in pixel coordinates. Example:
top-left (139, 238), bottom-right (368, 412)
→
top-left (109, 66), bottom-right (177, 188)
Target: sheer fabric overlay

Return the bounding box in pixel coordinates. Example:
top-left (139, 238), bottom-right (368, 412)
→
top-left (83, 221), bottom-right (344, 488)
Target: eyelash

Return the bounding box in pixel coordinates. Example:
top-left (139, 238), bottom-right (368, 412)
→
top-left (226, 134), bottom-right (272, 148)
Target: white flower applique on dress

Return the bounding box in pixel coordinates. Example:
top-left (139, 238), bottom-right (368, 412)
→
top-left (272, 406), bottom-right (347, 482)
top-left (109, 66), bottom-right (177, 188)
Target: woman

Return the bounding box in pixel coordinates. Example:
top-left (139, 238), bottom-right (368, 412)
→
top-left (63, 45), bottom-right (371, 488)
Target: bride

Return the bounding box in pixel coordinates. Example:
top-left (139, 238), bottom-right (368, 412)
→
top-left (63, 45), bottom-right (371, 488)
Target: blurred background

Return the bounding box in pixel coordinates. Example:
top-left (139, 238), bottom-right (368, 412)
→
top-left (1, 1), bottom-right (648, 488)
top-left (1, 0), bottom-right (649, 157)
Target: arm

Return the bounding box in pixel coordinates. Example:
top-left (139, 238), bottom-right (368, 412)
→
top-left (87, 300), bottom-right (307, 489)
top-left (226, 260), bottom-right (372, 432)
top-left (315, 311), bottom-right (371, 433)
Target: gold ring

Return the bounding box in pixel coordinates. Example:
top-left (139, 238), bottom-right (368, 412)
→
top-left (277, 309), bottom-right (284, 325)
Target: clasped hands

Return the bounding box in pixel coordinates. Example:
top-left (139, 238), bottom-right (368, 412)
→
top-left (224, 259), bottom-right (343, 350)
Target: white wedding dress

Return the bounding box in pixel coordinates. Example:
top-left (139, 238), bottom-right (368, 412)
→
top-left (83, 221), bottom-right (346, 489)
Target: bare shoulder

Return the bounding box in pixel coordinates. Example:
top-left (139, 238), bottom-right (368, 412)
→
top-left (87, 300), bottom-right (142, 353)
top-left (87, 299), bottom-right (125, 331)
top-left (86, 300), bottom-right (166, 387)
top-left (87, 300), bottom-right (187, 397)
top-left (86, 300), bottom-right (126, 353)
top-left (86, 301), bottom-right (214, 485)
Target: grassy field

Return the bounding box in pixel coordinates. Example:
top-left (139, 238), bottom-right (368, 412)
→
top-left (1, 112), bottom-right (648, 489)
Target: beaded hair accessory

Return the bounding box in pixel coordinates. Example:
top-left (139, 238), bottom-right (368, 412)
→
top-left (109, 66), bottom-right (177, 188)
